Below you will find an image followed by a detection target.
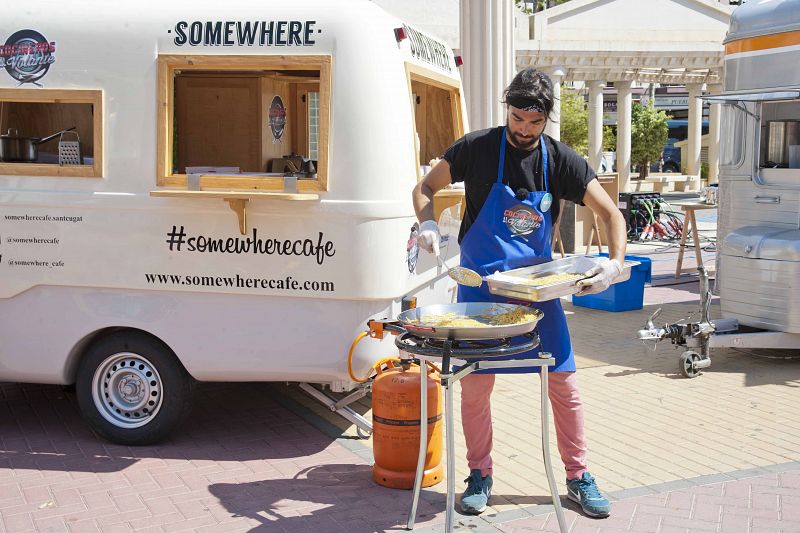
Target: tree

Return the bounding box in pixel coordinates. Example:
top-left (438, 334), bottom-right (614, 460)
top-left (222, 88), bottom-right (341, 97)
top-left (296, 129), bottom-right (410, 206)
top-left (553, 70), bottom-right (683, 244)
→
top-left (631, 102), bottom-right (669, 179)
top-left (514, 0), bottom-right (572, 14)
top-left (602, 125), bottom-right (616, 152)
top-left (559, 85), bottom-right (588, 156)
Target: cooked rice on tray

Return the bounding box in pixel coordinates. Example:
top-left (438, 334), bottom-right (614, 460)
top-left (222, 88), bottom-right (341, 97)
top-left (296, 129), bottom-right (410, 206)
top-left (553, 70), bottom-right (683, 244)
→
top-left (519, 272), bottom-right (584, 287)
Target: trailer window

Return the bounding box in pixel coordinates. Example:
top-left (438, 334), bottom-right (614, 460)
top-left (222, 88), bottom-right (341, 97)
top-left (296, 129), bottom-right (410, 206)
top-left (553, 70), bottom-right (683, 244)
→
top-left (720, 105), bottom-right (745, 169)
top-left (407, 65), bottom-right (464, 180)
top-left (758, 99), bottom-right (800, 186)
top-left (157, 55), bottom-right (331, 192)
top-left (0, 89), bottom-right (103, 178)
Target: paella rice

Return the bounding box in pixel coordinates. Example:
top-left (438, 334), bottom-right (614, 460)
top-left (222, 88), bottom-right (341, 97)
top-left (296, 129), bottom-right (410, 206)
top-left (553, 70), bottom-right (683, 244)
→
top-left (412, 306), bottom-right (539, 328)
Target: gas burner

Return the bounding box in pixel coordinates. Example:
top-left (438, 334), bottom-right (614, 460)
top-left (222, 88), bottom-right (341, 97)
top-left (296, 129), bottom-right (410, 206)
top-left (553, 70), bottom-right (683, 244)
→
top-left (396, 330), bottom-right (540, 360)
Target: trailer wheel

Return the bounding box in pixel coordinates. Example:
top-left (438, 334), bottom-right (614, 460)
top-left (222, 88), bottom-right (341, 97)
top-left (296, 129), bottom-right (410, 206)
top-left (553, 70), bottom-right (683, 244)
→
top-left (679, 350), bottom-right (703, 378)
top-left (76, 331), bottom-right (194, 445)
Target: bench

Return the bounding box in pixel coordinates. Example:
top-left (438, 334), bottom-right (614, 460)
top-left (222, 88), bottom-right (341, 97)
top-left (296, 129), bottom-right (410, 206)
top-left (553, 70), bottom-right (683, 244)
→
top-left (631, 175), bottom-right (698, 193)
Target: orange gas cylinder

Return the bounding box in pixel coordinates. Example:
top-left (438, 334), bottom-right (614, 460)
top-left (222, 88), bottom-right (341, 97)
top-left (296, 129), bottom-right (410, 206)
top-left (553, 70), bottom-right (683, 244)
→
top-left (371, 362), bottom-right (443, 489)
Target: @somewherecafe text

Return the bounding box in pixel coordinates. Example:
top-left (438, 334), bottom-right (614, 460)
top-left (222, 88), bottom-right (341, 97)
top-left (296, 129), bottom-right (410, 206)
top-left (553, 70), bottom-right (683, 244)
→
top-left (165, 225), bottom-right (335, 265)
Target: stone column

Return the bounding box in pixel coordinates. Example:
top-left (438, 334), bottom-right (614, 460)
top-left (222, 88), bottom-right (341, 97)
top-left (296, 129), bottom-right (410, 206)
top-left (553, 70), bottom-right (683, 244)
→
top-left (707, 84), bottom-right (722, 185)
top-left (460, 0), bottom-right (515, 131)
top-left (587, 80), bottom-right (605, 172)
top-left (687, 83), bottom-right (704, 186)
top-left (616, 80), bottom-right (633, 191)
top-left (544, 67), bottom-right (565, 141)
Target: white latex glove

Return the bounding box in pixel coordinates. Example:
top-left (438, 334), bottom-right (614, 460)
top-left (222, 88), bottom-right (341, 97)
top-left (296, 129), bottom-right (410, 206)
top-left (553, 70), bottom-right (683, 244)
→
top-left (417, 220), bottom-right (440, 255)
top-left (575, 258), bottom-right (623, 296)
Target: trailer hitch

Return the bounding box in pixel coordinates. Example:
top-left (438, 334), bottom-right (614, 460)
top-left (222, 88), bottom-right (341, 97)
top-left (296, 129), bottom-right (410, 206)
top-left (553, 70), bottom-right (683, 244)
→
top-left (636, 266), bottom-right (715, 378)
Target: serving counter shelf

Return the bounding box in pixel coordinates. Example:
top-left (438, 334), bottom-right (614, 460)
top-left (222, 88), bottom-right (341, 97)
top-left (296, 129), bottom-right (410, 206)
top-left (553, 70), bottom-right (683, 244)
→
top-left (149, 189), bottom-right (320, 234)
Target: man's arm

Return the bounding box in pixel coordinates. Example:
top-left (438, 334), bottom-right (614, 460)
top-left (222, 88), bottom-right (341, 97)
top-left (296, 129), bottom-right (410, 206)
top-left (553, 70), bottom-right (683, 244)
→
top-left (575, 179), bottom-right (627, 295)
top-left (412, 160), bottom-right (453, 223)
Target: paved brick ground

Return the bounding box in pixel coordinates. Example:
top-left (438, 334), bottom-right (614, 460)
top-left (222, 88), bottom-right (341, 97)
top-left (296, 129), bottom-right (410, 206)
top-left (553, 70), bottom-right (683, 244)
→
top-left (0, 382), bottom-right (445, 532)
top-left (3, 198), bottom-right (800, 532)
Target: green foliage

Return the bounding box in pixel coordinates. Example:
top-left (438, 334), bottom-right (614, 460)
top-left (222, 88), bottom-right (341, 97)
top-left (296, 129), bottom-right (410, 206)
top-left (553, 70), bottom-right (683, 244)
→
top-left (514, 0), bottom-right (571, 14)
top-left (602, 125), bottom-right (616, 152)
top-left (559, 85), bottom-right (588, 156)
top-left (700, 162), bottom-right (709, 181)
top-left (631, 102), bottom-right (669, 178)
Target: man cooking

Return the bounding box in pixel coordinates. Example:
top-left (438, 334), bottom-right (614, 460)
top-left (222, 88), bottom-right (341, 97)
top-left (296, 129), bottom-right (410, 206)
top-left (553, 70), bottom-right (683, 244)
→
top-left (411, 68), bottom-right (626, 518)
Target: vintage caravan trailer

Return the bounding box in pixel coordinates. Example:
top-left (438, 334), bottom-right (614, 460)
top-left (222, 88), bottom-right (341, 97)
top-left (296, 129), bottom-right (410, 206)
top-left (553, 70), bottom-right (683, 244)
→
top-left (640, 0), bottom-right (800, 377)
top-left (0, 1), bottom-right (467, 442)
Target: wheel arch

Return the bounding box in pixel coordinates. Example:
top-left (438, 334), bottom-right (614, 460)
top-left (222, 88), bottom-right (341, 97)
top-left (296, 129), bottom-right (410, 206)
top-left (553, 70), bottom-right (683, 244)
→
top-left (64, 327), bottom-right (187, 384)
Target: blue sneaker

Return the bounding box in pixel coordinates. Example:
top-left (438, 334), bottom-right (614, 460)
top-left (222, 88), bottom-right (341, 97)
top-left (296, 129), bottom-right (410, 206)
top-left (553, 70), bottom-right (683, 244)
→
top-left (566, 472), bottom-right (611, 518)
top-left (459, 469), bottom-right (492, 515)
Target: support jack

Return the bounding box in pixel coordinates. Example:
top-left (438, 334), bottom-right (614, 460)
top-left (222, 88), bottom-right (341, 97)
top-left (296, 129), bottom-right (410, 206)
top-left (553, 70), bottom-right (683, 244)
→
top-left (299, 382), bottom-right (373, 439)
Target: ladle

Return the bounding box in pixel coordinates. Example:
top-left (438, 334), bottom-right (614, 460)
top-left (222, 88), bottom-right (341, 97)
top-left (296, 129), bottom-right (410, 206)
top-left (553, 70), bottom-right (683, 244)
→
top-left (435, 249), bottom-right (483, 287)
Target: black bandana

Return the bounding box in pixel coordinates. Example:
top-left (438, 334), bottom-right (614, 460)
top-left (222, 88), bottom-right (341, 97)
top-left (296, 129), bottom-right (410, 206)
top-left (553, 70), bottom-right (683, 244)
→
top-left (506, 96), bottom-right (545, 113)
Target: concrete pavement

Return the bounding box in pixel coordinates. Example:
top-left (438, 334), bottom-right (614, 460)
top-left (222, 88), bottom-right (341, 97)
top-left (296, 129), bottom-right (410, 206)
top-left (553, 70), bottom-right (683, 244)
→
top-left (3, 201), bottom-right (800, 532)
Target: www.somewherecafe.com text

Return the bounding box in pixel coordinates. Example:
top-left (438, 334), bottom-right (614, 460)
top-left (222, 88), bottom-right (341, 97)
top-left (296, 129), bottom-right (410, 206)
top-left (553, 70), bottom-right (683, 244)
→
top-left (145, 273), bottom-right (334, 292)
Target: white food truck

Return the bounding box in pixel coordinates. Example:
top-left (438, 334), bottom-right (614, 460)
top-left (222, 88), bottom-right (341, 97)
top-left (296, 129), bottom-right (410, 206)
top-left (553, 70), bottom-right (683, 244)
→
top-left (0, 0), bottom-right (467, 443)
top-left (640, 0), bottom-right (800, 376)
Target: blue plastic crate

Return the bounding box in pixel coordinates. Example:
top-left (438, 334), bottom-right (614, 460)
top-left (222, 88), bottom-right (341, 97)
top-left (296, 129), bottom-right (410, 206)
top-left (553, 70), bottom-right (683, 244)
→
top-left (571, 254), bottom-right (652, 312)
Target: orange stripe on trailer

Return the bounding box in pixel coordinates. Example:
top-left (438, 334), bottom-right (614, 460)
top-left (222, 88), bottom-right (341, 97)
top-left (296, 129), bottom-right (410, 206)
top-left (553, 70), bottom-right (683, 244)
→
top-left (726, 30), bottom-right (800, 55)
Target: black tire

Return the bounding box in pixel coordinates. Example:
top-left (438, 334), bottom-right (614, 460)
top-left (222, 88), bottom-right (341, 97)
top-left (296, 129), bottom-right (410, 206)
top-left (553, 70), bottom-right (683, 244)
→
top-left (663, 162), bottom-right (680, 173)
top-left (75, 330), bottom-right (195, 445)
top-left (679, 351), bottom-right (702, 379)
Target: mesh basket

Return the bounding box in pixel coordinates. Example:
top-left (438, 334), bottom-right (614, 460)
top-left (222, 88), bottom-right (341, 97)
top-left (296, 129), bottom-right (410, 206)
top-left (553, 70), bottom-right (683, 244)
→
top-left (58, 131), bottom-right (82, 165)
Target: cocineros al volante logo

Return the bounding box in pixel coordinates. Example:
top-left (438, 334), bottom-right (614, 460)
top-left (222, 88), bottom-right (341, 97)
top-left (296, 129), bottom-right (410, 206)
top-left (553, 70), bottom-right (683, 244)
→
top-left (503, 206), bottom-right (542, 236)
top-left (1, 30), bottom-right (56, 86)
top-left (269, 96), bottom-right (286, 142)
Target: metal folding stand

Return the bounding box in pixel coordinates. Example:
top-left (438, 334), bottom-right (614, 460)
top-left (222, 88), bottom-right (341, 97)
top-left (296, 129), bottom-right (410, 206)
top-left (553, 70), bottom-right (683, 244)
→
top-left (399, 334), bottom-right (567, 533)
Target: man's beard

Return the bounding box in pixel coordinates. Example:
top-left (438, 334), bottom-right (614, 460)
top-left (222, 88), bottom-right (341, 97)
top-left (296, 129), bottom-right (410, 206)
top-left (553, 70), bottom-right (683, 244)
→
top-left (506, 127), bottom-right (539, 150)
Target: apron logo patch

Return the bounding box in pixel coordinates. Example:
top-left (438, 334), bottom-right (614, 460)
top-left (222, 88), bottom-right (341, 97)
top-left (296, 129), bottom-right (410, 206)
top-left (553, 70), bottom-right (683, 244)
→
top-left (503, 206), bottom-right (542, 236)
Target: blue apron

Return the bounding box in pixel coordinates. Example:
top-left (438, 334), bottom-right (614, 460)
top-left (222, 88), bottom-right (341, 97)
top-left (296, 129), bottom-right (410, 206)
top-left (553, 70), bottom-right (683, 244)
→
top-left (457, 129), bottom-right (575, 373)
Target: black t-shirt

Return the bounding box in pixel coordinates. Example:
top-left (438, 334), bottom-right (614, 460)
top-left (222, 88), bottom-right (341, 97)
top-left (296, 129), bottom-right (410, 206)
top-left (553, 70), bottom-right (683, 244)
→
top-left (443, 127), bottom-right (596, 243)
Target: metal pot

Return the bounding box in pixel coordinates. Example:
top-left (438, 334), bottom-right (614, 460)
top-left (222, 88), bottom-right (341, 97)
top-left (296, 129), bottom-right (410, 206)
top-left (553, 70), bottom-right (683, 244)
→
top-left (0, 127), bottom-right (76, 162)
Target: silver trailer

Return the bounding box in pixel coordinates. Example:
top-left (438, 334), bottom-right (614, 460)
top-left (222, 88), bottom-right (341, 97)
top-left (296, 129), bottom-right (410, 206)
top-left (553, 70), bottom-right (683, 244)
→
top-left (639, 0), bottom-right (800, 377)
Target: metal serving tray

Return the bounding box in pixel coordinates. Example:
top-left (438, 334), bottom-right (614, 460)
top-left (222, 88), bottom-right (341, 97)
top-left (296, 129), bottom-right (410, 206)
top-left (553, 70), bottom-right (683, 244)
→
top-left (486, 255), bottom-right (636, 303)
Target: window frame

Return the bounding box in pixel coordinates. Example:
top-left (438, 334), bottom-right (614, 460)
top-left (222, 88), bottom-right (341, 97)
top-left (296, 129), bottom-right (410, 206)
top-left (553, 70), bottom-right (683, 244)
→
top-left (405, 63), bottom-right (465, 183)
top-left (755, 98), bottom-right (800, 188)
top-left (156, 54), bottom-right (332, 193)
top-left (0, 88), bottom-right (103, 178)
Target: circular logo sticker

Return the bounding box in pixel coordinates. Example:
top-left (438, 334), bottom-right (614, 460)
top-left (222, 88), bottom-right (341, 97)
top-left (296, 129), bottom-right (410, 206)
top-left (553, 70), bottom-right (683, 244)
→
top-left (540, 192), bottom-right (553, 213)
top-left (2, 29), bottom-right (56, 86)
top-left (268, 95), bottom-right (286, 141)
top-left (503, 206), bottom-right (542, 236)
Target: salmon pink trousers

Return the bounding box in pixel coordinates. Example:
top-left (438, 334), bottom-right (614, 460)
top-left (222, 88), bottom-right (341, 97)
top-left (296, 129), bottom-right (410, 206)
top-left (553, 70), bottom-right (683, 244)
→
top-left (460, 371), bottom-right (587, 480)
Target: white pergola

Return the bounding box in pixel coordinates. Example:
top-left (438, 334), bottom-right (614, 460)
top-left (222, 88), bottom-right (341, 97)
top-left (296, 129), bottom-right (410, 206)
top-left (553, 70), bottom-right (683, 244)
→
top-left (377, 0), bottom-right (734, 189)
top-left (514, 0), bottom-right (734, 190)
top-left (454, 0), bottom-right (733, 191)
